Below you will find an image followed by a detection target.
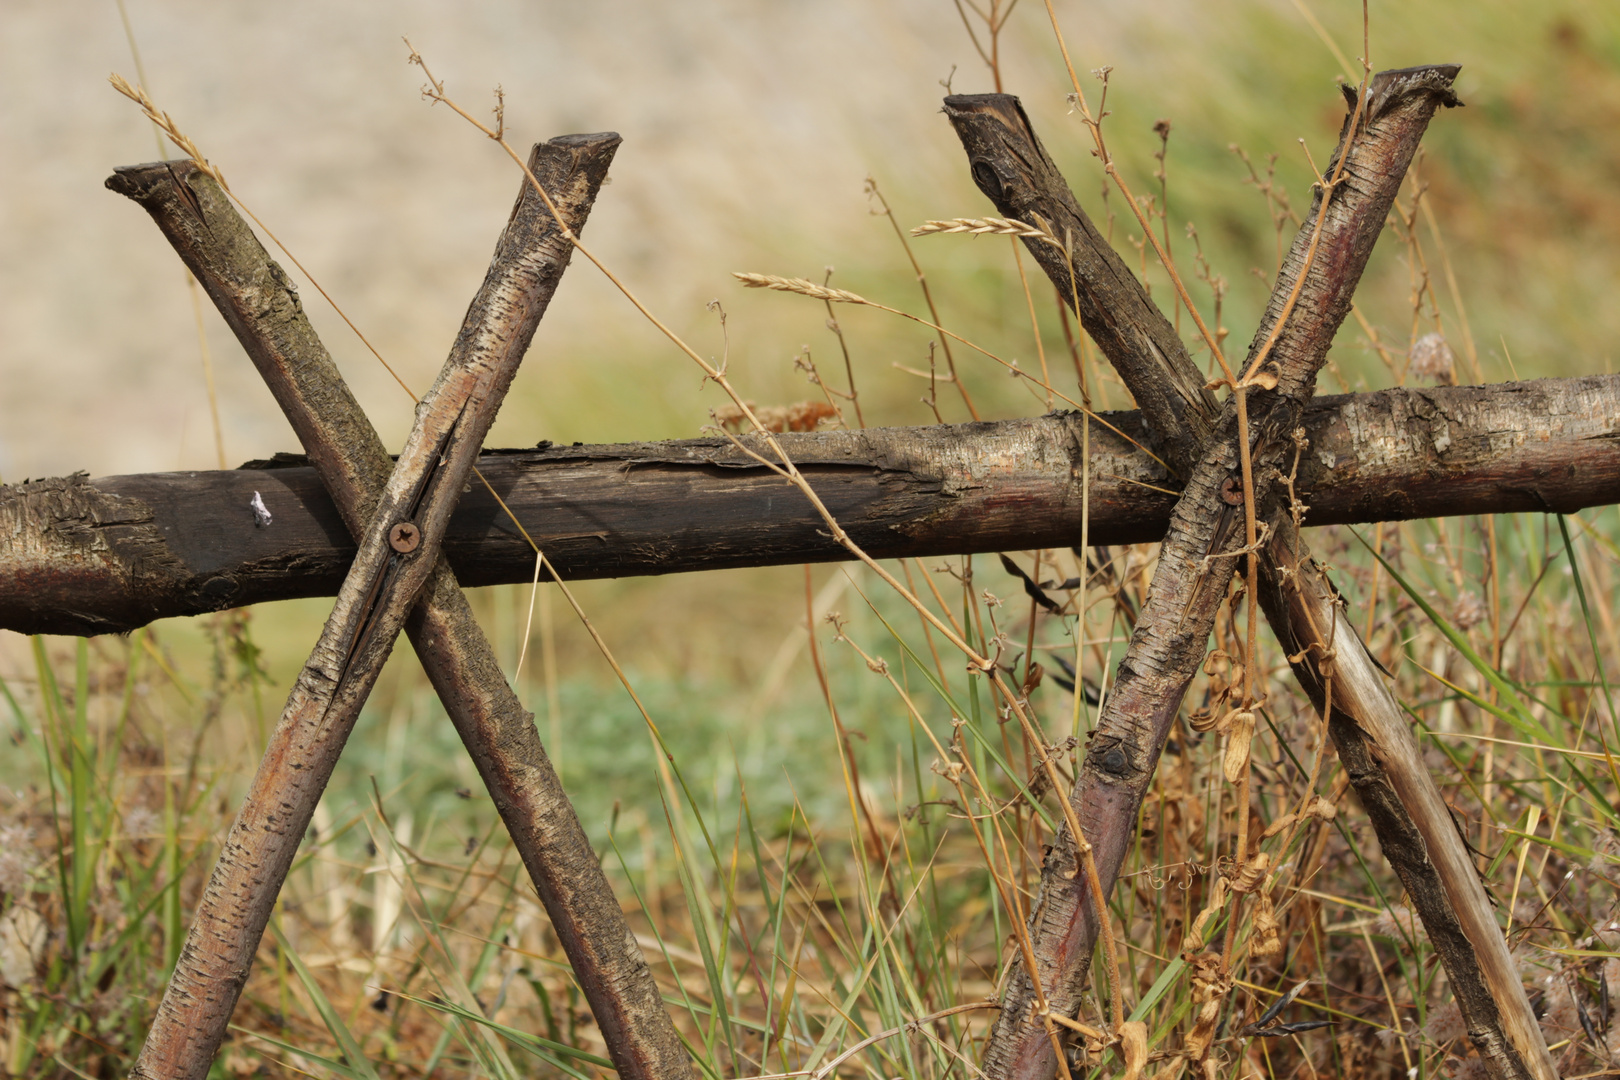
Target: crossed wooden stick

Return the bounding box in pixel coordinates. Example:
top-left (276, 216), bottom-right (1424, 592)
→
top-left (86, 65), bottom-right (1569, 1080)
top-left (109, 136), bottom-right (690, 1080)
top-left (944, 72), bottom-right (1555, 1080)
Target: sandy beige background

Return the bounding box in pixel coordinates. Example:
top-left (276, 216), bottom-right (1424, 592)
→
top-left (1, 0), bottom-right (1088, 481)
top-left (5, 2), bottom-right (1616, 560)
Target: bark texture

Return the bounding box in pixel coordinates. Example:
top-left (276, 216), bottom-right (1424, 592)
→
top-left (118, 138), bottom-right (693, 1080)
top-left (944, 92), bottom-right (1219, 478)
top-left (7, 375), bottom-right (1617, 636)
top-left (1253, 525), bottom-right (1552, 1079)
top-left (950, 72), bottom-right (1555, 1080)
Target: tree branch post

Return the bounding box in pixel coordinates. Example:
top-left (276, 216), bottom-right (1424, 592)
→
top-left (113, 139), bottom-right (690, 1080)
top-left (947, 69), bottom-right (1556, 1080)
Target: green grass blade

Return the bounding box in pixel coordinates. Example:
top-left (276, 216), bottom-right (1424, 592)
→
top-left (268, 921), bottom-right (382, 1080)
top-left (30, 637), bottom-right (79, 956)
top-left (1358, 530), bottom-right (1560, 745)
top-left (395, 990), bottom-right (611, 1077)
top-left (233, 1027), bottom-right (378, 1080)
top-left (1559, 515), bottom-right (1620, 745)
top-left (865, 603), bottom-right (1059, 833)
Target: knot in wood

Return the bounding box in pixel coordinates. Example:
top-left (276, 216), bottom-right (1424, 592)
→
top-left (1096, 743), bottom-right (1131, 778)
top-left (970, 161), bottom-right (1004, 203)
top-left (388, 521), bottom-right (421, 553)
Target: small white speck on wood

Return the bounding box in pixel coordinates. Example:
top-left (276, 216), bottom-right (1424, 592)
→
top-left (250, 491), bottom-right (271, 527)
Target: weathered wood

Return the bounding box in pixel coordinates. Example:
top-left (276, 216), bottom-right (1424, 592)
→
top-left (112, 145), bottom-right (692, 1080)
top-left (115, 140), bottom-right (692, 1080)
top-left (1252, 521), bottom-right (1553, 1079)
top-left (945, 96), bottom-right (1219, 479)
top-left (949, 73), bottom-right (1555, 1080)
top-left (6, 375), bottom-right (1617, 636)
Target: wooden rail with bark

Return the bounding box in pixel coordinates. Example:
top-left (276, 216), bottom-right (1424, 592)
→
top-left (0, 56), bottom-right (1601, 1080)
top-left (5, 374), bottom-right (1617, 637)
top-left (114, 142), bottom-right (690, 1080)
top-left (946, 72), bottom-right (1556, 1080)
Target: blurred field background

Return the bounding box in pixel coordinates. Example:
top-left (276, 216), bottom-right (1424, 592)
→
top-left (3, 1), bottom-right (1620, 1077)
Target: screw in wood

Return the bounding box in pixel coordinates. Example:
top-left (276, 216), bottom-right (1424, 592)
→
top-left (388, 522), bottom-right (421, 553)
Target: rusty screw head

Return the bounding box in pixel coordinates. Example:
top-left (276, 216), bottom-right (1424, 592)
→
top-left (388, 522), bottom-right (421, 553)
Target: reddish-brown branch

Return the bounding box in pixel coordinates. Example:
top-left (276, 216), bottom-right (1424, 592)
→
top-left (948, 70), bottom-right (1556, 1080)
top-left (113, 140), bottom-right (688, 1080)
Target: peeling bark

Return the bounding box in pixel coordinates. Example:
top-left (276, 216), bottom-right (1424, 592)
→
top-left (120, 138), bottom-right (695, 1080)
top-left (6, 375), bottom-right (1617, 636)
top-left (949, 70), bottom-right (1558, 1080)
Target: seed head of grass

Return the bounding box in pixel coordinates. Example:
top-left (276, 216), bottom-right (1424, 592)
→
top-left (108, 72), bottom-right (228, 191)
top-left (909, 216), bottom-right (1056, 243)
top-left (733, 272), bottom-right (868, 304)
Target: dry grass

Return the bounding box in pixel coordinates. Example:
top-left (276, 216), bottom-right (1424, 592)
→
top-left (5, 510), bottom-right (1620, 1079)
top-left (4, 3), bottom-right (1620, 1079)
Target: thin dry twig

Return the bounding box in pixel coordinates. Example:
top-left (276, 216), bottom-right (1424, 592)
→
top-left (868, 177), bottom-right (979, 419)
top-left (407, 42), bottom-right (1136, 1057)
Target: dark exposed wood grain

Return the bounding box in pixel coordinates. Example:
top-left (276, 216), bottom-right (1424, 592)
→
top-left (6, 375), bottom-right (1616, 637)
top-left (948, 73), bottom-right (1556, 1080)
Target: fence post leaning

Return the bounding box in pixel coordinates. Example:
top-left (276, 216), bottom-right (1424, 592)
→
top-left (112, 136), bottom-right (692, 1080)
top-left (946, 72), bottom-right (1555, 1080)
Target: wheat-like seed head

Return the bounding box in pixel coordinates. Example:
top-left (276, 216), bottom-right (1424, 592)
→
top-left (910, 216), bottom-right (1056, 243)
top-left (108, 72), bottom-right (229, 191)
top-left (732, 273), bottom-right (868, 305)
